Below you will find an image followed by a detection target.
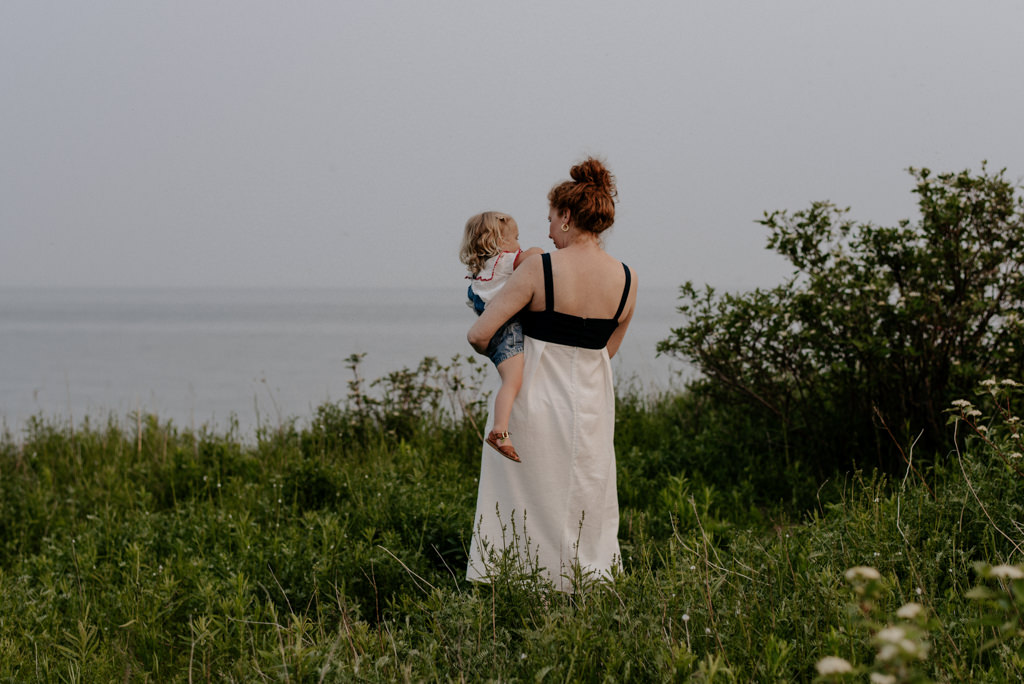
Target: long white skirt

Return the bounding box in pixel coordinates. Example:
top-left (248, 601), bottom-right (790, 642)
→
top-left (466, 336), bottom-right (621, 592)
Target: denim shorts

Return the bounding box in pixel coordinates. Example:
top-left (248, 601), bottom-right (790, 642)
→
top-left (469, 285), bottom-right (524, 366)
top-left (485, 316), bottom-right (524, 366)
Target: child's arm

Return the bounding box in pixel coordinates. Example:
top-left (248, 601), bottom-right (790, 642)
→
top-left (513, 247), bottom-right (544, 270)
top-left (468, 256), bottom-right (541, 354)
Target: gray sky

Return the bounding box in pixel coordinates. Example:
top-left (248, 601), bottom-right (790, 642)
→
top-left (3, 1), bottom-right (1023, 291)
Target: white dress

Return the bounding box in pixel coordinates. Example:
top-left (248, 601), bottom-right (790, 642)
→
top-left (466, 255), bottom-right (628, 592)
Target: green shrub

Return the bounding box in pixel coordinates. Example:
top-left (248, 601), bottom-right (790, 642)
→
top-left (659, 164), bottom-right (1024, 478)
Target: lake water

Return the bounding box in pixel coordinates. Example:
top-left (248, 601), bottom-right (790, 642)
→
top-left (0, 286), bottom-right (693, 436)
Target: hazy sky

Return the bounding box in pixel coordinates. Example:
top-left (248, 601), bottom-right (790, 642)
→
top-left (3, 1), bottom-right (1023, 291)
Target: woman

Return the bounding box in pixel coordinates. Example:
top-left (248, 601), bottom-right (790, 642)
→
top-left (465, 157), bottom-right (638, 592)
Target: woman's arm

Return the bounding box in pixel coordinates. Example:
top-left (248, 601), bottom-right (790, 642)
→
top-left (467, 257), bottom-right (540, 353)
top-left (513, 247), bottom-right (544, 269)
top-left (606, 267), bottom-right (638, 359)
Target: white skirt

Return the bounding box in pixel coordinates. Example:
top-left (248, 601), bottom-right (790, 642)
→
top-left (466, 336), bottom-right (621, 592)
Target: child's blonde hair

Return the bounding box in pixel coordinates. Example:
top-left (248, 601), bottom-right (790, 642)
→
top-left (459, 211), bottom-right (516, 275)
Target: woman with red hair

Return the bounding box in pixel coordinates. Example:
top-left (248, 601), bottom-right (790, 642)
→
top-left (466, 157), bottom-right (638, 591)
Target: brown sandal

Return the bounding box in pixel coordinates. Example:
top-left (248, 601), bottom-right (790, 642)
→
top-left (486, 429), bottom-right (521, 463)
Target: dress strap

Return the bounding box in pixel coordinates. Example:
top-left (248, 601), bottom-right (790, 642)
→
top-left (541, 253), bottom-right (554, 311)
top-left (613, 263), bottom-right (631, 321)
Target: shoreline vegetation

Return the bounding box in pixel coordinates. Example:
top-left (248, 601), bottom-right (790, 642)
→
top-left (1, 353), bottom-right (1022, 682)
top-left (4, 164), bottom-right (1024, 680)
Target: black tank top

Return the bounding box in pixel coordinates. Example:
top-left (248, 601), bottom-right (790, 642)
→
top-left (520, 253), bottom-right (631, 350)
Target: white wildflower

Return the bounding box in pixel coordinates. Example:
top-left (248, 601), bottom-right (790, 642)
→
top-left (875, 626), bottom-right (907, 644)
top-left (965, 409), bottom-right (983, 418)
top-left (951, 399), bottom-right (972, 408)
top-left (870, 674), bottom-right (897, 684)
top-left (877, 643), bottom-right (900, 662)
top-left (981, 378), bottom-right (998, 388)
top-left (896, 602), bottom-right (924, 619)
top-left (815, 656), bottom-right (853, 675)
top-left (990, 564), bottom-right (1024, 580)
top-left (900, 638), bottom-right (924, 658)
top-left (1010, 452), bottom-right (1023, 460)
top-left (1001, 379), bottom-right (1020, 387)
top-left (845, 566), bottom-right (881, 582)
top-left (874, 626), bottom-right (928, 662)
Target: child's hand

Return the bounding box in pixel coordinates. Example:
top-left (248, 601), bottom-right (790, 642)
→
top-left (514, 247), bottom-right (544, 269)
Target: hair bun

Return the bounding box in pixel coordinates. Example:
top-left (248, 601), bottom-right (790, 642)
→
top-left (570, 158), bottom-right (617, 198)
top-left (547, 156), bottom-right (617, 234)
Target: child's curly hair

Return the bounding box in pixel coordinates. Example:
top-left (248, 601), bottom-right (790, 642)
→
top-left (459, 211), bottom-right (516, 275)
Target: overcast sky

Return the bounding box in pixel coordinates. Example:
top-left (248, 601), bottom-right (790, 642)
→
top-left (3, 1), bottom-right (1023, 292)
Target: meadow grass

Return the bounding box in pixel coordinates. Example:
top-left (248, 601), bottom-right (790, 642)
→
top-left (1, 357), bottom-right (1022, 682)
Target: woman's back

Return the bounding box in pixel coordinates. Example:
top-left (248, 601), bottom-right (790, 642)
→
top-left (520, 248), bottom-right (633, 353)
top-left (529, 246), bottom-right (631, 321)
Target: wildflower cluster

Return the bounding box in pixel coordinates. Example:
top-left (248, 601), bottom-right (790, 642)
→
top-left (817, 567), bottom-right (932, 683)
top-left (946, 378), bottom-right (1024, 476)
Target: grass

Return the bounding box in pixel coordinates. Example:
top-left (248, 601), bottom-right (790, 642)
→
top-left (1, 356), bottom-right (1022, 682)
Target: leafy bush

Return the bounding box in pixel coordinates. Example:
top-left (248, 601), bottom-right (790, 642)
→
top-left (659, 164), bottom-right (1024, 477)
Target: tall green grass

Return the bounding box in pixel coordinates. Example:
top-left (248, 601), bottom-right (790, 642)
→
top-left (1, 357), bottom-right (1021, 682)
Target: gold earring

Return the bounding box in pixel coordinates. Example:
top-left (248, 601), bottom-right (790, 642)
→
top-left (560, 223), bottom-right (569, 232)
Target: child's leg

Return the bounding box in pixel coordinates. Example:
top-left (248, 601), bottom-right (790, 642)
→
top-left (492, 353), bottom-right (524, 437)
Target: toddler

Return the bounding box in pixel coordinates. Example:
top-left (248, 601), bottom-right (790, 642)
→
top-left (459, 212), bottom-right (542, 462)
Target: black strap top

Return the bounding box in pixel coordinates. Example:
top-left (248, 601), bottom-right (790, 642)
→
top-left (520, 253), bottom-right (631, 350)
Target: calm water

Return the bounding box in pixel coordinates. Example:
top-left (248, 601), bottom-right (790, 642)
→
top-left (0, 286), bottom-right (691, 435)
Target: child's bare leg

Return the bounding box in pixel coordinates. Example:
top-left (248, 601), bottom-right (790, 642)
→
top-left (492, 354), bottom-right (524, 443)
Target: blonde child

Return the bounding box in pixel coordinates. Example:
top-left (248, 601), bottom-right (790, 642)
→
top-left (459, 212), bottom-right (543, 462)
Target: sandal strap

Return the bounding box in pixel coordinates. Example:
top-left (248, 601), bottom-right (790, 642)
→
top-left (492, 430), bottom-right (510, 440)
